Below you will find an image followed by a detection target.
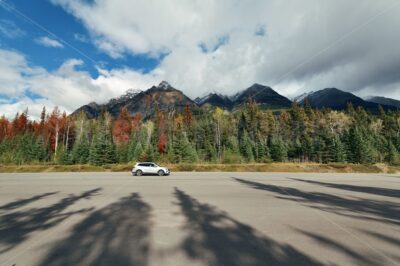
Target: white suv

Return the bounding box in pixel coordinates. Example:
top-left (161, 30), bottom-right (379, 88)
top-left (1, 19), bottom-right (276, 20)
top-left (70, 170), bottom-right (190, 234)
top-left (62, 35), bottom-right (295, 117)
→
top-left (132, 162), bottom-right (170, 176)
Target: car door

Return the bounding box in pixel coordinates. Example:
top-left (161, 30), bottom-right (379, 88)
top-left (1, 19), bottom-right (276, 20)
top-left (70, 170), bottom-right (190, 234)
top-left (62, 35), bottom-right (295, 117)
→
top-left (148, 163), bottom-right (158, 174)
top-left (139, 163), bottom-right (149, 174)
top-left (141, 163), bottom-right (150, 174)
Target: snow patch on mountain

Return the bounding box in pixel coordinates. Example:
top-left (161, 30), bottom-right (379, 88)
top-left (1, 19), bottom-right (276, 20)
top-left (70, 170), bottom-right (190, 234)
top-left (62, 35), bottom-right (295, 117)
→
top-left (293, 91), bottom-right (314, 102)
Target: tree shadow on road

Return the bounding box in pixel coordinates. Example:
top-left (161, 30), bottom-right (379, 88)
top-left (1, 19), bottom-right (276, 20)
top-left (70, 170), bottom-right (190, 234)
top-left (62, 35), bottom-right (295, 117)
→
top-left (231, 177), bottom-right (400, 225)
top-left (287, 178), bottom-right (400, 198)
top-left (0, 188), bottom-right (101, 254)
top-left (359, 229), bottom-right (400, 248)
top-left (39, 193), bottom-right (152, 266)
top-left (173, 188), bottom-right (322, 266)
top-left (294, 228), bottom-right (383, 265)
top-left (0, 192), bottom-right (59, 211)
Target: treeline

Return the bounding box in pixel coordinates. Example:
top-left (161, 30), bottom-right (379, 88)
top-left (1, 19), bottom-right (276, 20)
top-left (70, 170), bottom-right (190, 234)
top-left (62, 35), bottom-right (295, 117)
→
top-left (1, 100), bottom-right (400, 166)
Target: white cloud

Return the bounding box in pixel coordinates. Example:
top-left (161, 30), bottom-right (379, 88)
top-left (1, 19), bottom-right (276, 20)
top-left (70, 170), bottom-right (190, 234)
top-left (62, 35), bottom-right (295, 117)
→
top-left (2, 0), bottom-right (400, 119)
top-left (50, 0), bottom-right (400, 99)
top-left (0, 98), bottom-right (55, 120)
top-left (0, 49), bottom-right (36, 96)
top-left (36, 36), bottom-right (64, 48)
top-left (0, 19), bottom-right (25, 38)
top-left (73, 33), bottom-right (89, 43)
top-left (0, 49), bottom-right (159, 119)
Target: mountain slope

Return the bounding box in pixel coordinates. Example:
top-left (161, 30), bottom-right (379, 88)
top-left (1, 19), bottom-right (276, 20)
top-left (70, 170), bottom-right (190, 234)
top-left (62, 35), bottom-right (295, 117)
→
top-left (117, 81), bottom-right (197, 119)
top-left (196, 93), bottom-right (233, 109)
top-left (72, 81), bottom-right (197, 120)
top-left (293, 91), bottom-right (314, 103)
top-left (299, 88), bottom-right (394, 112)
top-left (365, 96), bottom-right (400, 109)
top-left (72, 102), bottom-right (102, 119)
top-left (232, 83), bottom-right (292, 108)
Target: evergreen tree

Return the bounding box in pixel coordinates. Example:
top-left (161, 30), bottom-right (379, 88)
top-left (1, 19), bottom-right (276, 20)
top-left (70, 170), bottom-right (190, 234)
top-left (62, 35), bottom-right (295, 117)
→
top-left (300, 136), bottom-right (313, 162)
top-left (386, 140), bottom-right (399, 165)
top-left (116, 145), bottom-right (129, 163)
top-left (346, 127), bottom-right (375, 164)
top-left (133, 142), bottom-right (144, 160)
top-left (269, 136), bottom-right (287, 162)
top-left (255, 140), bottom-right (269, 162)
top-left (331, 136), bottom-right (346, 163)
top-left (239, 131), bottom-right (254, 162)
top-left (60, 148), bottom-right (73, 165)
top-left (3, 95), bottom-right (400, 167)
top-left (72, 134), bottom-right (90, 164)
top-left (89, 114), bottom-right (117, 165)
top-left (173, 132), bottom-right (198, 163)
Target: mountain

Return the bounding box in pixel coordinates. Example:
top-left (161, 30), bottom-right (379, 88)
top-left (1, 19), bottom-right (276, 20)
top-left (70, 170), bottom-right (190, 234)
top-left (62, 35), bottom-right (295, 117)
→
top-left (292, 91), bottom-right (314, 103)
top-left (72, 102), bottom-right (102, 119)
top-left (195, 84), bottom-right (292, 110)
top-left (231, 83), bottom-right (292, 108)
top-left (73, 82), bottom-right (398, 120)
top-left (365, 96), bottom-right (400, 109)
top-left (72, 81), bottom-right (197, 120)
top-left (298, 88), bottom-right (394, 112)
top-left (195, 93), bottom-right (233, 109)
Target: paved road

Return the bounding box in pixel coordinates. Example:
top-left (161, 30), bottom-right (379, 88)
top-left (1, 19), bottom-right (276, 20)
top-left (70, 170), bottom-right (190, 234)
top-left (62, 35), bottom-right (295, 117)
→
top-left (0, 172), bottom-right (399, 266)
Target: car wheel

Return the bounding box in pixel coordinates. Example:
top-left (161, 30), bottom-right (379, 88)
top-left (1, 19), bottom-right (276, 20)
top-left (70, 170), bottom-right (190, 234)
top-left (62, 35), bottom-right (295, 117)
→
top-left (136, 170), bottom-right (143, 176)
top-left (158, 170), bottom-right (165, 176)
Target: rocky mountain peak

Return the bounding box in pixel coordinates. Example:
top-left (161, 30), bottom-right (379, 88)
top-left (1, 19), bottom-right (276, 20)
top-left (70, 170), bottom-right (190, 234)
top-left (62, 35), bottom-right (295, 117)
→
top-left (158, 81), bottom-right (172, 90)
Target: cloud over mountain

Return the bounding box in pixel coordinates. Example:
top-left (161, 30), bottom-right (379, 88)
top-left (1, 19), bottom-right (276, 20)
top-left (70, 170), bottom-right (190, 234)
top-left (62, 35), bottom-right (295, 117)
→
top-left (50, 0), bottom-right (400, 99)
top-left (1, 0), bottom-right (400, 118)
top-left (0, 49), bottom-right (158, 119)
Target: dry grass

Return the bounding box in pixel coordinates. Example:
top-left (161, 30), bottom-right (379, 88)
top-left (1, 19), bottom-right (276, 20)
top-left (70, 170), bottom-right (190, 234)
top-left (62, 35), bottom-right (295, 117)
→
top-left (0, 162), bottom-right (399, 174)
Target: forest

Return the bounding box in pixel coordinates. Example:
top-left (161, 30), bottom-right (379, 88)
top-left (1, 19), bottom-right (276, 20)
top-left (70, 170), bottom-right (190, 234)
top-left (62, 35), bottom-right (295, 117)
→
top-left (0, 100), bottom-right (399, 166)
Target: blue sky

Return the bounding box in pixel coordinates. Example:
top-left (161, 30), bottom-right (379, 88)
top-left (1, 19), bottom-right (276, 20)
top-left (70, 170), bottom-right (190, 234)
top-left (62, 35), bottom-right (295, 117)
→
top-left (0, 0), bottom-right (160, 76)
top-left (0, 0), bottom-right (399, 119)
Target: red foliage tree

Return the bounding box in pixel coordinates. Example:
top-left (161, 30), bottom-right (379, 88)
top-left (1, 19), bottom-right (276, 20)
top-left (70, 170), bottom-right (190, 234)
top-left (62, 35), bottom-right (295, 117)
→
top-left (12, 110), bottom-right (30, 135)
top-left (112, 107), bottom-right (132, 144)
top-left (157, 112), bottom-right (167, 153)
top-left (131, 113), bottom-right (142, 132)
top-left (184, 104), bottom-right (192, 126)
top-left (158, 132), bottom-right (167, 153)
top-left (0, 116), bottom-right (10, 141)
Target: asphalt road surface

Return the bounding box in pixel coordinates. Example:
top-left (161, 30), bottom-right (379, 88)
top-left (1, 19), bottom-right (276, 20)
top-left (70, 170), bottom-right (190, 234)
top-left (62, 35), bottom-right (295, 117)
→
top-left (0, 172), bottom-right (399, 266)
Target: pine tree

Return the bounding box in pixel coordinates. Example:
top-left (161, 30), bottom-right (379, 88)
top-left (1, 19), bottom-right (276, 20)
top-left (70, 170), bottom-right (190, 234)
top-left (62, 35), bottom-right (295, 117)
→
top-left (386, 140), bottom-right (399, 165)
top-left (173, 132), bottom-right (198, 163)
top-left (89, 114), bottom-right (117, 165)
top-left (300, 136), bottom-right (313, 162)
top-left (269, 136), bottom-right (287, 162)
top-left (239, 131), bottom-right (254, 162)
top-left (331, 136), bottom-right (346, 163)
top-left (60, 148), bottom-right (73, 165)
top-left (255, 140), bottom-right (268, 162)
top-left (346, 127), bottom-right (375, 164)
top-left (116, 144), bottom-right (129, 163)
top-left (133, 142), bottom-right (144, 160)
top-left (72, 134), bottom-right (90, 164)
top-left (104, 141), bottom-right (117, 164)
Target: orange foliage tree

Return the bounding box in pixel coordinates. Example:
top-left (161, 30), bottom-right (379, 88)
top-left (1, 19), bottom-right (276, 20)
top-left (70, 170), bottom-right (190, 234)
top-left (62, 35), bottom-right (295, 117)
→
top-left (184, 104), bottom-right (192, 127)
top-left (157, 112), bottom-right (167, 153)
top-left (112, 107), bottom-right (132, 144)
